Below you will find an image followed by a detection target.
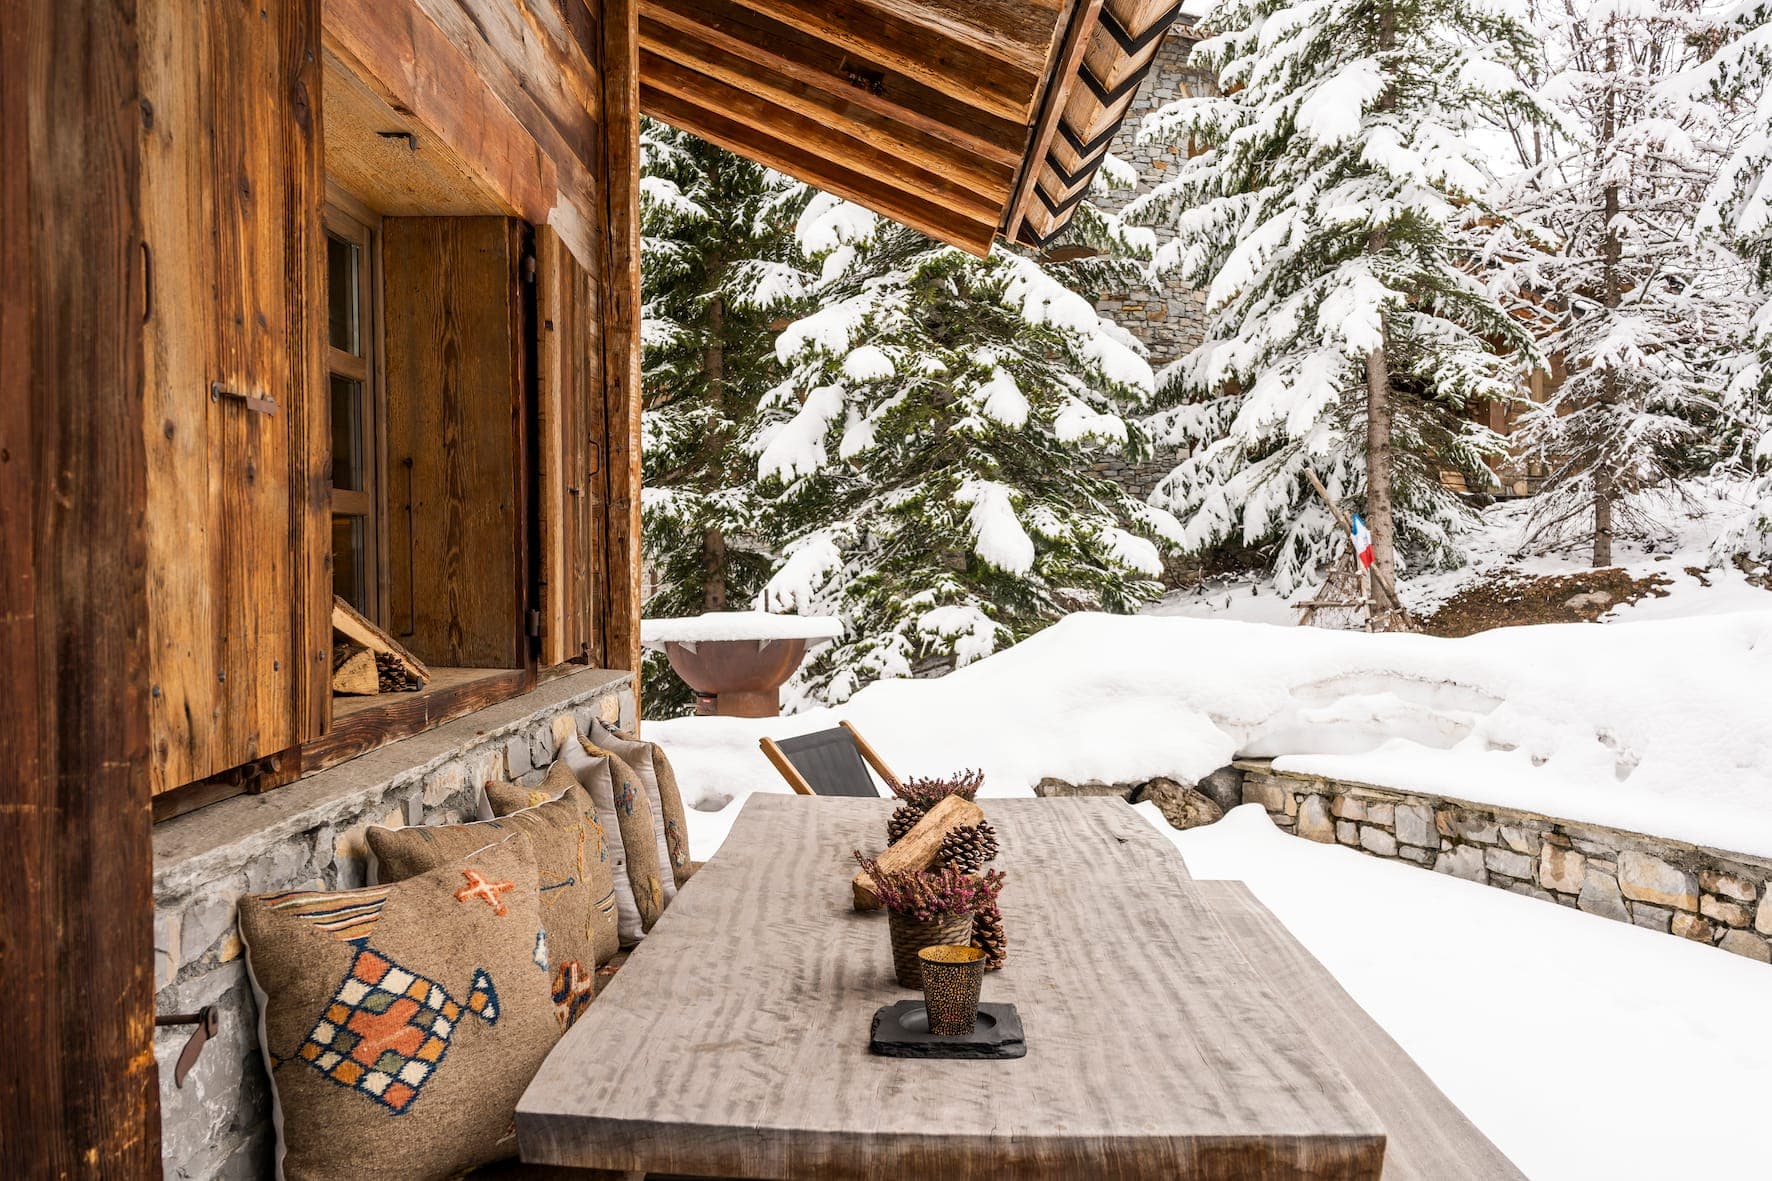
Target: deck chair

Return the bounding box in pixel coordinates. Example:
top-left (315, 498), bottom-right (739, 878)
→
top-left (759, 720), bottom-right (900, 797)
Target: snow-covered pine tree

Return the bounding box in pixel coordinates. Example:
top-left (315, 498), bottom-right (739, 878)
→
top-left (1681, 1), bottom-right (1772, 561)
top-left (1125, 0), bottom-right (1545, 599)
top-left (640, 122), bottom-right (812, 712)
top-left (755, 194), bottom-right (1184, 704)
top-left (1491, 0), bottom-right (1744, 564)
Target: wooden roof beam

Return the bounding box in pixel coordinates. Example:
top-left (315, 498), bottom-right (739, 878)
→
top-left (641, 84), bottom-right (999, 255)
top-left (642, 0), bottom-right (1027, 169)
top-left (720, 0), bottom-right (1049, 123)
top-left (641, 50), bottom-right (1005, 223)
top-left (640, 16), bottom-right (1016, 203)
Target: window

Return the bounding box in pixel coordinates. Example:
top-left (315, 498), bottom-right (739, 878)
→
top-left (325, 205), bottom-right (382, 620)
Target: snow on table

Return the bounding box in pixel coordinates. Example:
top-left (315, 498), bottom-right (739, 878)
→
top-left (653, 610), bottom-right (1772, 860)
top-left (1157, 804), bottom-right (1772, 1181)
top-left (639, 611), bottom-right (844, 646)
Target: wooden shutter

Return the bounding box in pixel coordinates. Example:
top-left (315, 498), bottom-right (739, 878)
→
top-left (141, 0), bottom-right (327, 795)
top-left (536, 227), bottom-right (606, 667)
top-left (382, 216), bottom-right (529, 670)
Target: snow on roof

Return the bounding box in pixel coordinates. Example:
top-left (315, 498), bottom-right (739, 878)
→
top-left (640, 611), bottom-right (845, 645)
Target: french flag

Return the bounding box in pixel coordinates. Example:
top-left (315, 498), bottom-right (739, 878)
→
top-left (1349, 514), bottom-right (1375, 569)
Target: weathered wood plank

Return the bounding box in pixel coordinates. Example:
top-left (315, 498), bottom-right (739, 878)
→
top-left (641, 0), bottom-right (1027, 170)
top-left (301, 668), bottom-right (531, 774)
top-left (537, 226), bottom-right (605, 667)
top-left (141, 0), bottom-right (324, 794)
top-left (639, 13), bottom-right (1016, 198)
top-left (382, 216), bottom-right (527, 668)
top-left (1004, 0), bottom-right (1100, 242)
top-left (1, 0), bottom-right (161, 1167)
top-left (599, 0), bottom-right (644, 685)
top-left (723, 0), bottom-right (1052, 122)
top-left (518, 796), bottom-right (1389, 1177)
top-left (322, 0), bottom-right (578, 258)
top-left (641, 51), bottom-right (1006, 223)
top-left (641, 86), bottom-right (999, 256)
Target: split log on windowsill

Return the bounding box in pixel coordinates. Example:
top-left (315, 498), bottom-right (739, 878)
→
top-left (331, 645), bottom-right (381, 696)
top-left (331, 595), bottom-right (431, 686)
top-left (853, 794), bottom-right (986, 911)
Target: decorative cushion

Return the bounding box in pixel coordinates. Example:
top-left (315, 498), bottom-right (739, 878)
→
top-left (367, 762), bottom-right (620, 1026)
top-left (238, 833), bottom-right (557, 1181)
top-left (588, 720), bottom-right (695, 889)
top-left (488, 740), bottom-right (663, 945)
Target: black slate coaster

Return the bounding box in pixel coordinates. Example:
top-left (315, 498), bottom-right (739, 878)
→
top-left (869, 1001), bottom-right (1026, 1059)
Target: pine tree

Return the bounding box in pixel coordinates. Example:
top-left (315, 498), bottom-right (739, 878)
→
top-left (1491, 0), bottom-right (1744, 563)
top-left (640, 123), bottom-right (812, 712)
top-left (757, 194), bottom-right (1184, 704)
top-left (1126, 0), bottom-right (1545, 599)
top-left (1683, 1), bottom-right (1772, 561)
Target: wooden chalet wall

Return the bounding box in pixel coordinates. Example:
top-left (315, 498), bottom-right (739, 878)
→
top-left (323, 0), bottom-right (643, 694)
top-left (2, 0), bottom-right (162, 1172)
top-left (125, 0), bottom-right (642, 801)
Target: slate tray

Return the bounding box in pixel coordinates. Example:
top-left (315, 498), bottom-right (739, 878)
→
top-left (869, 1000), bottom-right (1026, 1059)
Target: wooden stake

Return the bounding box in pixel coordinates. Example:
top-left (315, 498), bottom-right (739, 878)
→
top-left (853, 794), bottom-right (985, 911)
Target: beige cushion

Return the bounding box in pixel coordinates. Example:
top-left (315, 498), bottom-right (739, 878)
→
top-left (588, 720), bottom-right (695, 889)
top-left (367, 762), bottom-right (620, 1029)
top-left (490, 740), bottom-right (663, 945)
top-left (239, 833), bottom-right (557, 1181)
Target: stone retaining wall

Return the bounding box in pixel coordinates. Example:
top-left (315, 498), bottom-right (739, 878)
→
top-left (1236, 760), bottom-right (1772, 964)
top-left (151, 667), bottom-right (634, 1180)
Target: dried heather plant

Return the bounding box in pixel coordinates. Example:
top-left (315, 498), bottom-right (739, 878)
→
top-left (853, 853), bottom-right (1005, 922)
top-left (891, 769), bottom-right (985, 812)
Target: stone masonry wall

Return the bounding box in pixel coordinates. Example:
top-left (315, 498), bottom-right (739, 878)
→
top-left (151, 667), bottom-right (634, 1180)
top-left (1236, 759), bottom-right (1772, 965)
top-left (1089, 32), bottom-right (1216, 378)
top-left (1084, 33), bottom-right (1214, 505)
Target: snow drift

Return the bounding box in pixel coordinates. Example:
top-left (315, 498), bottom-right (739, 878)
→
top-left (653, 611), bottom-right (1772, 858)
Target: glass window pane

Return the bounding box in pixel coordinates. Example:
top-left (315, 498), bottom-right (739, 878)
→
top-left (332, 514), bottom-right (367, 611)
top-left (331, 374), bottom-right (366, 492)
top-left (327, 233), bottom-right (359, 354)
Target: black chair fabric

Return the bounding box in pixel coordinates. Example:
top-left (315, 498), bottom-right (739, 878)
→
top-left (776, 728), bottom-right (882, 797)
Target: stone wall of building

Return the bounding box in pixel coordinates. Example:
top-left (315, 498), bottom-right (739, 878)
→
top-left (151, 667), bottom-right (634, 1180)
top-left (1235, 759), bottom-right (1772, 964)
top-left (1082, 33), bottom-right (1214, 507)
top-left (1088, 32), bottom-right (1216, 378)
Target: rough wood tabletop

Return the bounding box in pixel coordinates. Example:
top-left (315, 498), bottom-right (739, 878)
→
top-left (517, 794), bottom-right (1389, 1179)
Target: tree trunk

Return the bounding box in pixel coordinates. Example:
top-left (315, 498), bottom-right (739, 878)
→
top-left (1593, 26), bottom-right (1622, 568)
top-left (1362, 0), bottom-right (1399, 599)
top-left (701, 287), bottom-right (728, 610)
top-left (1364, 317), bottom-right (1398, 596)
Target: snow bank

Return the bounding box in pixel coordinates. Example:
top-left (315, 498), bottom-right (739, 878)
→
top-left (1161, 805), bottom-right (1772, 1181)
top-left (654, 611), bottom-right (1772, 859)
top-left (640, 611), bottom-right (844, 645)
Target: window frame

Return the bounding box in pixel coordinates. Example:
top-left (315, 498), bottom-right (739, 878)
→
top-left (323, 191), bottom-right (388, 624)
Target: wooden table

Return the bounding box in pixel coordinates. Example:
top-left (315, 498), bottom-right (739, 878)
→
top-left (516, 795), bottom-right (1444, 1178)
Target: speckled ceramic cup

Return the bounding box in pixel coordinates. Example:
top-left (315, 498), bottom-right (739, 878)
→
top-left (918, 944), bottom-right (986, 1036)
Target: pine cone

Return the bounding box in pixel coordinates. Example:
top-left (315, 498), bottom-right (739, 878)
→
top-left (972, 904), bottom-right (1007, 970)
top-left (886, 802), bottom-right (924, 845)
top-left (938, 821), bottom-right (999, 874)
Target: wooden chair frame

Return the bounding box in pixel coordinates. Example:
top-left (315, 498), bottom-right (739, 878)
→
top-left (759, 720), bottom-right (901, 797)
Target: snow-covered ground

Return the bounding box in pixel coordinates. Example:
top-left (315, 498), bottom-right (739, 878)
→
top-left (1161, 805), bottom-right (1772, 1181)
top-left (1149, 477), bottom-right (1772, 626)
top-left (662, 607), bottom-right (1772, 861)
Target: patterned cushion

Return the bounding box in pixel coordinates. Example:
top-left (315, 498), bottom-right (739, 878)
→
top-left (588, 720), bottom-right (695, 889)
top-left (488, 740), bottom-right (663, 945)
top-left (239, 833), bottom-right (557, 1181)
top-left (367, 762), bottom-right (620, 1027)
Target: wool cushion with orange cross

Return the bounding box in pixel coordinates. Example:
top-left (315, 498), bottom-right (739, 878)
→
top-left (368, 761), bottom-right (621, 1028)
top-left (240, 832), bottom-right (557, 1181)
